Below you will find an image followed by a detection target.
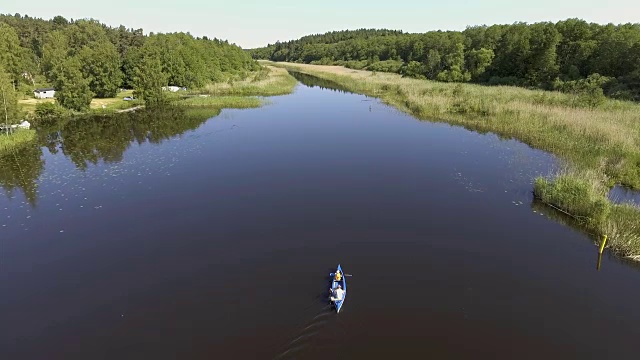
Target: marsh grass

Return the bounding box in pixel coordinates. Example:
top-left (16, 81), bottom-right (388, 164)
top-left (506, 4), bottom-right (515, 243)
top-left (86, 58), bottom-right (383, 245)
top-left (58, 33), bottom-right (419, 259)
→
top-left (534, 169), bottom-right (640, 257)
top-left (201, 66), bottom-right (296, 96)
top-left (0, 129), bottom-right (36, 155)
top-left (271, 62), bottom-right (640, 189)
top-left (180, 96), bottom-right (263, 109)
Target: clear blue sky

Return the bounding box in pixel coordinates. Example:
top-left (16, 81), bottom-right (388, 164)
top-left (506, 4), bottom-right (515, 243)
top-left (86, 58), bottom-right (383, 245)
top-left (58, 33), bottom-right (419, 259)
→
top-left (4, 0), bottom-right (639, 48)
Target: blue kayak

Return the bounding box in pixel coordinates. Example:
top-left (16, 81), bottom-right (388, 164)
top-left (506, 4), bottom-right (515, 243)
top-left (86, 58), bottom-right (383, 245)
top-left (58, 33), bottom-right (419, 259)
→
top-left (330, 264), bottom-right (347, 313)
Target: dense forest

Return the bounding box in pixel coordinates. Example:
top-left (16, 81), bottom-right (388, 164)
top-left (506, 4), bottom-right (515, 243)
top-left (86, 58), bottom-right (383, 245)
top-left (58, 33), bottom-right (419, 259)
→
top-left (250, 21), bottom-right (640, 100)
top-left (0, 13), bottom-right (258, 111)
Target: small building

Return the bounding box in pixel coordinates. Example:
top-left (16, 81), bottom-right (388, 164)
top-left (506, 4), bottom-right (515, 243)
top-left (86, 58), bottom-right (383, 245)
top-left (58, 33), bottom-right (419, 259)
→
top-left (34, 88), bottom-right (56, 99)
top-left (162, 86), bottom-right (186, 92)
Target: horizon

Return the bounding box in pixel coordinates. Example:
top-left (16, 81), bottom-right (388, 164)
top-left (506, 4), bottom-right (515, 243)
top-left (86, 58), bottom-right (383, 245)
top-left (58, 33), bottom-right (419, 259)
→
top-left (3, 0), bottom-right (640, 48)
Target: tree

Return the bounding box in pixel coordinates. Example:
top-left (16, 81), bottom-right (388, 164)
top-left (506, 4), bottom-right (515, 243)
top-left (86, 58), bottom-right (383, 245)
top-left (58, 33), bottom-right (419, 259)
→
top-left (133, 55), bottom-right (168, 106)
top-left (526, 22), bottom-right (560, 86)
top-left (42, 30), bottom-right (69, 82)
top-left (0, 23), bottom-right (26, 85)
top-left (78, 40), bottom-right (123, 97)
top-left (0, 67), bottom-right (21, 128)
top-left (54, 57), bottom-right (94, 111)
top-left (465, 48), bottom-right (494, 80)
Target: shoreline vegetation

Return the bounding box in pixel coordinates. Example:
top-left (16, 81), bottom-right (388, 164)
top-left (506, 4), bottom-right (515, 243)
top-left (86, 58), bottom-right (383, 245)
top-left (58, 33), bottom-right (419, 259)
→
top-left (1, 65), bottom-right (295, 155)
top-left (0, 129), bottom-right (36, 156)
top-left (268, 61), bottom-right (640, 259)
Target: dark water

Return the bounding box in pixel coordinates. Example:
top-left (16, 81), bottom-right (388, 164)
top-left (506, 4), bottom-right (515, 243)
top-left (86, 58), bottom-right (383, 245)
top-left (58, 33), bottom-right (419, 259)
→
top-left (2, 78), bottom-right (640, 360)
top-left (609, 184), bottom-right (640, 206)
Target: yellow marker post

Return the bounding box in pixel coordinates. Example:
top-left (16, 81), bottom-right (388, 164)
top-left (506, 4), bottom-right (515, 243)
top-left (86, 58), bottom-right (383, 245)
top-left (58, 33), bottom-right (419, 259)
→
top-left (599, 235), bottom-right (608, 254)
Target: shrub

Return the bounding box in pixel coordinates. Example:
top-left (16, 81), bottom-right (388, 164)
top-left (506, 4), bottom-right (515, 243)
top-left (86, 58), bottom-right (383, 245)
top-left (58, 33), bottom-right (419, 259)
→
top-left (534, 171), bottom-right (611, 230)
top-left (34, 102), bottom-right (67, 119)
top-left (366, 60), bottom-right (404, 73)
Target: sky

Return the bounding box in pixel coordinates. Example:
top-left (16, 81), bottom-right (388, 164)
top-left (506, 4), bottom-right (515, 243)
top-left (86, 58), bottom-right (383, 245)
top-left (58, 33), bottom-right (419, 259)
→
top-left (4, 0), bottom-right (640, 48)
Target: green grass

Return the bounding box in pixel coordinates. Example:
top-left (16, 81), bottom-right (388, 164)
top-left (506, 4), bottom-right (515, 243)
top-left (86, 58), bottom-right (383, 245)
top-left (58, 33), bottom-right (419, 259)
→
top-left (534, 169), bottom-right (640, 258)
top-left (0, 129), bottom-right (36, 156)
top-left (19, 90), bottom-right (142, 115)
top-left (200, 66), bottom-right (297, 96)
top-left (180, 96), bottom-right (263, 109)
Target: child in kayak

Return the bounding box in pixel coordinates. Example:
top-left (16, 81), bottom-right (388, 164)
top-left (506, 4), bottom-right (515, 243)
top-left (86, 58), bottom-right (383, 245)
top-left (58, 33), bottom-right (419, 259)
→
top-left (334, 271), bottom-right (342, 281)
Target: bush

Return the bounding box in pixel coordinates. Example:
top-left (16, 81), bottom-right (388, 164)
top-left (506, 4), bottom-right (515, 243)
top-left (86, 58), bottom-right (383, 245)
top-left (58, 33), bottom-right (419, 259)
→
top-left (399, 61), bottom-right (426, 79)
top-left (251, 67), bottom-right (271, 82)
top-left (534, 171), bottom-right (611, 230)
top-left (553, 73), bottom-right (611, 109)
top-left (34, 102), bottom-right (67, 119)
top-left (366, 60), bottom-right (404, 73)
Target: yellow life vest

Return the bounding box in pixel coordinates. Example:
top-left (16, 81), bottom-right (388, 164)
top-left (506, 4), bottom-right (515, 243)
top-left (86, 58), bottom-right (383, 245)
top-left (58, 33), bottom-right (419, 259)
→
top-left (335, 272), bottom-right (342, 281)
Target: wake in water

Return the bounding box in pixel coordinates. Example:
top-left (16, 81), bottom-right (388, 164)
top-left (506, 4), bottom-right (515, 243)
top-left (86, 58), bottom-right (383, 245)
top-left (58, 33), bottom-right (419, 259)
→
top-left (274, 304), bottom-right (334, 359)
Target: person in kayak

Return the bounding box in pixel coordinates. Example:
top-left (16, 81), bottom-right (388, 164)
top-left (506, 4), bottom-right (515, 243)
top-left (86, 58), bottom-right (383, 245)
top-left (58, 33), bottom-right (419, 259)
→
top-left (330, 284), bottom-right (344, 301)
top-left (334, 271), bottom-right (342, 281)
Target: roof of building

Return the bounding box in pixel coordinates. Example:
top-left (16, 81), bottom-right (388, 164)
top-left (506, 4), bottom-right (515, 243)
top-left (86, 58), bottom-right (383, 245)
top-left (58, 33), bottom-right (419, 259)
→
top-left (34, 87), bottom-right (55, 92)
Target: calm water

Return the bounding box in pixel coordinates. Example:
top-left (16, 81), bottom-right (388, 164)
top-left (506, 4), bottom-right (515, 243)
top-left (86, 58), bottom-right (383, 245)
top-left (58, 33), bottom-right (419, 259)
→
top-left (2, 78), bottom-right (640, 360)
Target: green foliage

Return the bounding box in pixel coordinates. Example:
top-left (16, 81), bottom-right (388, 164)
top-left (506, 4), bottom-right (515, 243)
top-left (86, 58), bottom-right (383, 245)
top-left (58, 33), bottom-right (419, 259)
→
top-left (465, 48), bottom-right (494, 80)
top-left (254, 21), bottom-right (640, 101)
top-left (0, 67), bottom-right (21, 124)
top-left (366, 60), bottom-right (403, 73)
top-left (0, 129), bottom-right (35, 156)
top-left (180, 96), bottom-right (262, 108)
top-left (78, 39), bottom-right (123, 98)
top-left (1, 13), bottom-right (259, 112)
top-left (553, 73), bottom-right (610, 108)
top-left (534, 169), bottom-right (640, 256)
top-left (54, 57), bottom-right (94, 111)
top-left (133, 55), bottom-right (168, 107)
top-left (0, 22), bottom-right (34, 86)
top-left (42, 30), bottom-right (69, 81)
top-left (34, 102), bottom-right (67, 120)
top-left (251, 67), bottom-right (270, 82)
top-left (399, 61), bottom-right (426, 79)
top-left (534, 172), bottom-right (611, 230)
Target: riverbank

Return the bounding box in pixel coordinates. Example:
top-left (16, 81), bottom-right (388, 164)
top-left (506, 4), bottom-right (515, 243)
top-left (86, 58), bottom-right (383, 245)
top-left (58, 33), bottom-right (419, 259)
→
top-left (172, 66), bottom-right (294, 110)
top-left (0, 130), bottom-right (36, 156)
top-left (198, 66), bottom-right (297, 96)
top-left (269, 62), bottom-right (640, 188)
top-left (534, 169), bottom-right (640, 258)
top-left (268, 61), bottom-right (640, 259)
top-left (19, 90), bottom-right (141, 115)
top-left (19, 66), bottom-right (296, 117)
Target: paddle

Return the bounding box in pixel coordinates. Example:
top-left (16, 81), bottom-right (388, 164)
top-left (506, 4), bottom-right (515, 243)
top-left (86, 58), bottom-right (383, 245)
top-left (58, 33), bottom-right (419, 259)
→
top-left (329, 273), bottom-right (353, 277)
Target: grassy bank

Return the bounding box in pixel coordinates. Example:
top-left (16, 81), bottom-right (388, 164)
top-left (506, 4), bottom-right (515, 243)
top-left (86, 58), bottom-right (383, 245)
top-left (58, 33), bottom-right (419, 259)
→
top-left (200, 66), bottom-right (297, 96)
top-left (270, 61), bottom-right (640, 258)
top-left (19, 90), bottom-right (140, 115)
top-left (180, 96), bottom-right (263, 109)
top-left (534, 170), bottom-right (640, 259)
top-left (269, 62), bottom-right (640, 190)
top-left (0, 130), bottom-right (37, 156)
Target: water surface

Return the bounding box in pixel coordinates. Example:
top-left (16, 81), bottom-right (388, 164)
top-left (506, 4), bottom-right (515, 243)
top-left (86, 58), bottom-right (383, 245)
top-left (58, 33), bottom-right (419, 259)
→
top-left (2, 79), bottom-right (640, 359)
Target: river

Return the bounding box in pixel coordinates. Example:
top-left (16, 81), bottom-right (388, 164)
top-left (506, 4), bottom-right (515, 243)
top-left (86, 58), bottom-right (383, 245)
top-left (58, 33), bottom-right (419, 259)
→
top-left (2, 75), bottom-right (640, 359)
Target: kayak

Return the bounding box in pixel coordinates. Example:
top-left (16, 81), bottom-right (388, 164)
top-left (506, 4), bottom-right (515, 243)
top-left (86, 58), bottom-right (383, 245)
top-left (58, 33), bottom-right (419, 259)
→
top-left (330, 264), bottom-right (347, 313)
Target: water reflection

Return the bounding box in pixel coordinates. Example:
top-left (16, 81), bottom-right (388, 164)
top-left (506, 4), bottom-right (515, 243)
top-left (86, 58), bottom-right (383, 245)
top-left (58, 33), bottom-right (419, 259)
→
top-left (1, 107), bottom-right (219, 204)
top-left (0, 143), bottom-right (44, 206)
top-left (532, 199), bottom-right (640, 271)
top-left (288, 71), bottom-right (355, 94)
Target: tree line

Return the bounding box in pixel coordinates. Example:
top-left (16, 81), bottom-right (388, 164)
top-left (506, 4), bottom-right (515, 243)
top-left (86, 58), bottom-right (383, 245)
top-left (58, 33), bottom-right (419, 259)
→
top-left (0, 13), bottom-right (258, 114)
top-left (250, 21), bottom-right (640, 101)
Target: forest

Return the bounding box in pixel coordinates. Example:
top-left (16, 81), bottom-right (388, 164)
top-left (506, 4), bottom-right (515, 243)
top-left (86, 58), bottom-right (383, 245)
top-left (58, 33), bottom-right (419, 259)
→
top-left (0, 13), bottom-right (258, 112)
top-left (250, 21), bottom-right (640, 101)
